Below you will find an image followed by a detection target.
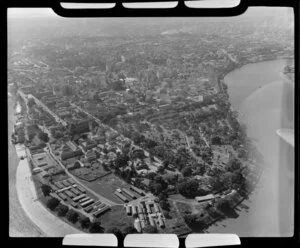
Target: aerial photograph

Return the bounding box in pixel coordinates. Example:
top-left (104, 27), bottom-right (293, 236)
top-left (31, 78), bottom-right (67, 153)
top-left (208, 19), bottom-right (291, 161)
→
top-left (8, 7), bottom-right (294, 238)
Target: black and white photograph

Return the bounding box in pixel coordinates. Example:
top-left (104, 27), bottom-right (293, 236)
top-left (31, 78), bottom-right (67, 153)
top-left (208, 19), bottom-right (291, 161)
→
top-left (7, 4), bottom-right (295, 238)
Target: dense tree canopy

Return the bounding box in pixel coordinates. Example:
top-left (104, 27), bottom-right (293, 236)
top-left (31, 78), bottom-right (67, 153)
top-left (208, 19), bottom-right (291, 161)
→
top-left (46, 197), bottom-right (60, 211)
top-left (89, 222), bottom-right (105, 233)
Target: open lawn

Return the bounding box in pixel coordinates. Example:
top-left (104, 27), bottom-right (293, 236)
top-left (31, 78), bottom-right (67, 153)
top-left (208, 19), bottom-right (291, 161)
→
top-left (77, 174), bottom-right (133, 204)
top-left (98, 205), bottom-right (133, 231)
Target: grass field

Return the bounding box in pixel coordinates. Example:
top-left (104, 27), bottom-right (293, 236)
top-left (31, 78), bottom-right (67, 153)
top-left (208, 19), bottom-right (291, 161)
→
top-left (77, 174), bottom-right (133, 204)
top-left (99, 205), bottom-right (133, 231)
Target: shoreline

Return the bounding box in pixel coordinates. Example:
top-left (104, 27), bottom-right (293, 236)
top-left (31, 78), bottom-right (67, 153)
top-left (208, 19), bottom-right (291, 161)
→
top-left (206, 57), bottom-right (294, 235)
top-left (15, 145), bottom-right (82, 236)
top-left (9, 93), bottom-right (82, 237)
top-left (200, 56), bottom-right (290, 232)
top-left (8, 94), bottom-right (45, 237)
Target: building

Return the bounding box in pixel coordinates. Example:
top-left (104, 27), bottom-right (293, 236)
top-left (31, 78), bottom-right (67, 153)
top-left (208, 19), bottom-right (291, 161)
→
top-left (195, 194), bottom-right (215, 202)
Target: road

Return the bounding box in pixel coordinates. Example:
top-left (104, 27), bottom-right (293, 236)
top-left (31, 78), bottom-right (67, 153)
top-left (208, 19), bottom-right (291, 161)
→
top-left (16, 145), bottom-right (83, 237)
top-left (46, 144), bottom-right (117, 206)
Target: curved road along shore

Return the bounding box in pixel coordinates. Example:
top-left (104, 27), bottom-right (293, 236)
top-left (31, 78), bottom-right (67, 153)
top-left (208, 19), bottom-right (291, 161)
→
top-left (16, 147), bottom-right (83, 236)
top-left (9, 95), bottom-right (82, 237)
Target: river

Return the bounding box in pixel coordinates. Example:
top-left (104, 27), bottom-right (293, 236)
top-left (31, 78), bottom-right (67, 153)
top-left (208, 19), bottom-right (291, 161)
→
top-left (207, 59), bottom-right (294, 237)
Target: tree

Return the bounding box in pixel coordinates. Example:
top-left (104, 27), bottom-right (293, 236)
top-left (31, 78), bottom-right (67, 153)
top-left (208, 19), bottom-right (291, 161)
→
top-left (66, 209), bottom-right (79, 223)
top-left (89, 222), bottom-right (104, 233)
top-left (80, 216), bottom-right (91, 229)
top-left (106, 227), bottom-right (123, 239)
top-left (41, 184), bottom-right (51, 196)
top-left (46, 197), bottom-right (60, 211)
top-left (181, 166), bottom-right (193, 177)
top-left (27, 98), bottom-right (35, 108)
top-left (211, 135), bottom-right (222, 145)
top-left (56, 204), bottom-right (69, 217)
top-left (143, 225), bottom-right (158, 233)
top-left (122, 225), bottom-right (138, 235)
top-left (38, 132), bottom-right (49, 143)
top-left (178, 179), bottom-right (200, 198)
top-left (159, 200), bottom-right (170, 211)
top-left (227, 158), bottom-right (242, 172)
top-left (215, 197), bottom-right (232, 213)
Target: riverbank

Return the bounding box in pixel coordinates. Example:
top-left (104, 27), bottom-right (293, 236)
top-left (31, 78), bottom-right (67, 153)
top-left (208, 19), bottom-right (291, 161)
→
top-left (208, 58), bottom-right (294, 236)
top-left (15, 145), bottom-right (82, 236)
top-left (9, 92), bottom-right (82, 237)
top-left (8, 94), bottom-right (44, 237)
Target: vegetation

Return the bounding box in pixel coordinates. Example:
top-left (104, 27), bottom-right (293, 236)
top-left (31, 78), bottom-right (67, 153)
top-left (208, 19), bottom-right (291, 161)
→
top-left (41, 184), bottom-right (51, 196)
top-left (89, 222), bottom-right (105, 233)
top-left (143, 225), bottom-right (158, 233)
top-left (122, 225), bottom-right (138, 235)
top-left (46, 197), bottom-right (60, 211)
top-left (56, 203), bottom-right (69, 217)
top-left (66, 209), bottom-right (79, 223)
top-left (80, 216), bottom-right (91, 229)
top-left (38, 131), bottom-right (49, 143)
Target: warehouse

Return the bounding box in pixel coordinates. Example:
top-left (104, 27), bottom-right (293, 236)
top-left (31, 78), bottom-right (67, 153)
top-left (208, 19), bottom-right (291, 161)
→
top-left (81, 199), bottom-right (94, 208)
top-left (57, 185), bottom-right (73, 193)
top-left (64, 190), bottom-right (75, 198)
top-left (149, 216), bottom-right (155, 227)
top-left (70, 187), bottom-right (80, 195)
top-left (137, 205), bottom-right (142, 214)
top-left (62, 180), bottom-right (71, 187)
top-left (126, 205), bottom-right (132, 215)
top-left (195, 194), bottom-right (215, 202)
top-left (84, 204), bottom-right (94, 213)
top-left (145, 203), bottom-right (151, 214)
top-left (55, 181), bottom-right (64, 189)
top-left (79, 197), bottom-right (90, 203)
top-left (129, 185), bottom-right (145, 196)
top-left (140, 220), bottom-right (146, 229)
top-left (70, 201), bottom-right (78, 208)
top-left (50, 184), bottom-right (58, 192)
top-left (93, 206), bottom-right (110, 217)
top-left (153, 203), bottom-right (160, 213)
top-left (114, 191), bottom-right (128, 202)
top-left (97, 203), bottom-right (106, 209)
top-left (67, 178), bottom-right (76, 184)
top-left (134, 219), bottom-right (142, 233)
top-left (132, 205), bottom-right (137, 215)
top-left (76, 185), bottom-right (86, 193)
top-left (73, 194), bottom-right (85, 202)
top-left (139, 213), bottom-right (144, 220)
top-left (122, 188), bottom-right (137, 199)
top-left (58, 192), bottom-right (68, 201)
top-left (158, 215), bottom-right (165, 228)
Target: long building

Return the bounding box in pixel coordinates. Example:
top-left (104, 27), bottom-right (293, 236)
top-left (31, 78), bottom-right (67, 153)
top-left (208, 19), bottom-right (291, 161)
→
top-left (81, 199), bottom-right (94, 208)
top-left (130, 185), bottom-right (145, 196)
top-left (122, 188), bottom-right (137, 199)
top-left (58, 192), bottom-right (68, 201)
top-left (93, 206), bottom-right (110, 217)
top-left (72, 194), bottom-right (86, 202)
top-left (79, 196), bottom-right (90, 203)
top-left (114, 191), bottom-right (128, 202)
top-left (126, 205), bottom-right (132, 215)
